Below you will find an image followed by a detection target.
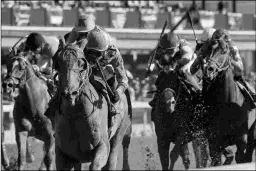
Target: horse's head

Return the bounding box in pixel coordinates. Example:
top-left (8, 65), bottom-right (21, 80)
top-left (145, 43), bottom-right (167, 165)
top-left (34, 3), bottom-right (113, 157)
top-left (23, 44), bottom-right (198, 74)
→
top-left (2, 52), bottom-right (34, 97)
top-left (57, 42), bottom-right (90, 106)
top-left (159, 88), bottom-right (177, 114)
top-left (156, 70), bottom-right (181, 114)
top-left (204, 37), bottom-right (231, 83)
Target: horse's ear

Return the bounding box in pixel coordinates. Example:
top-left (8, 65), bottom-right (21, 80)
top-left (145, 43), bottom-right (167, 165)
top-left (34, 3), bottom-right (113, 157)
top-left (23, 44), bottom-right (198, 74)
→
top-left (59, 36), bottom-right (66, 49)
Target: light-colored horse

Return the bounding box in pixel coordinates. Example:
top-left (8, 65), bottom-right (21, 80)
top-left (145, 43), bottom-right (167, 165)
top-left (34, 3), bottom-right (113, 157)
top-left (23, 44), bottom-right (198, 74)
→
top-left (54, 43), bottom-right (132, 170)
top-left (3, 53), bottom-right (54, 170)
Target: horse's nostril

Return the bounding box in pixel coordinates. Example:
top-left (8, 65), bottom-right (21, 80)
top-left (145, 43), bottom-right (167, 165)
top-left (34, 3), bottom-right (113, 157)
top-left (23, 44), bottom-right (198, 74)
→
top-left (8, 83), bottom-right (13, 88)
top-left (71, 91), bottom-right (78, 96)
top-left (171, 101), bottom-right (176, 104)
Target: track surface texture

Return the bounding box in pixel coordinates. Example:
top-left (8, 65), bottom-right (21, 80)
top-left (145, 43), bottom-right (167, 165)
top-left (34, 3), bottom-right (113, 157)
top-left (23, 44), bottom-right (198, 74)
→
top-left (4, 135), bottom-right (255, 170)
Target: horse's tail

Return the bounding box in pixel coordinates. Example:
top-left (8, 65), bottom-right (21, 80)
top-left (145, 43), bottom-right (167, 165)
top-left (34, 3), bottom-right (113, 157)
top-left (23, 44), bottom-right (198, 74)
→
top-left (124, 89), bottom-right (132, 119)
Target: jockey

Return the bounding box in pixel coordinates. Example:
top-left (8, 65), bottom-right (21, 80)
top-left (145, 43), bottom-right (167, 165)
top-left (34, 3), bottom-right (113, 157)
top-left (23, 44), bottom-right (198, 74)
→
top-left (12, 32), bottom-right (59, 90)
top-left (190, 28), bottom-right (216, 76)
top-left (64, 14), bottom-right (96, 45)
top-left (149, 32), bottom-right (201, 107)
top-left (84, 27), bottom-right (128, 115)
top-left (210, 29), bottom-right (256, 104)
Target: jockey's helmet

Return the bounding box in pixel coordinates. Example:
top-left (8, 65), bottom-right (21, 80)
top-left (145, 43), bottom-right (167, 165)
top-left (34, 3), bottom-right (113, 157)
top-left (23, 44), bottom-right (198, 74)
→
top-left (25, 32), bottom-right (46, 51)
top-left (72, 14), bottom-right (96, 33)
top-left (212, 29), bottom-right (231, 42)
top-left (85, 28), bottom-right (110, 59)
top-left (200, 28), bottom-right (216, 42)
top-left (159, 32), bottom-right (180, 58)
top-left (86, 28), bottom-right (110, 52)
top-left (160, 32), bottom-right (180, 49)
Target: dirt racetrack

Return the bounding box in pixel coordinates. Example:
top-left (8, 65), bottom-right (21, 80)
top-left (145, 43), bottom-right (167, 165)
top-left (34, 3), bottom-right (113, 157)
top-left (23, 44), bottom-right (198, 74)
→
top-left (4, 134), bottom-right (255, 170)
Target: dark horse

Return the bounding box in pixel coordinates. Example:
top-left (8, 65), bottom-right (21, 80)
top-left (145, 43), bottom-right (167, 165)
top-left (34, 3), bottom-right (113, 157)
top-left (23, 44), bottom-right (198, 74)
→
top-left (151, 69), bottom-right (205, 170)
top-left (202, 41), bottom-right (253, 166)
top-left (53, 43), bottom-right (132, 170)
top-left (2, 52), bottom-right (55, 170)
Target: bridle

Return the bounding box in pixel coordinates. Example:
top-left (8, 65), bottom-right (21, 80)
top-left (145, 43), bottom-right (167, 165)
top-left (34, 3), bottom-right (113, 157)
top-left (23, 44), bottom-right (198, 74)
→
top-left (58, 46), bottom-right (92, 96)
top-left (204, 45), bottom-right (232, 83)
top-left (5, 56), bottom-right (36, 89)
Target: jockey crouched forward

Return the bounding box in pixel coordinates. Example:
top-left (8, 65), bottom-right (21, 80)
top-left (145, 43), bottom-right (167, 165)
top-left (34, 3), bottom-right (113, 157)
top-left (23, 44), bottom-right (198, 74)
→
top-left (193, 28), bottom-right (255, 108)
top-left (149, 32), bottom-right (202, 108)
top-left (15, 32), bottom-right (59, 94)
top-left (84, 28), bottom-right (129, 116)
top-left (211, 29), bottom-right (256, 108)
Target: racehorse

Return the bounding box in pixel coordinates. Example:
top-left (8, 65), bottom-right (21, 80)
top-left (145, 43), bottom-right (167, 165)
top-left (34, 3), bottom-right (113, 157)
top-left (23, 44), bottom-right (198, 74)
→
top-left (202, 40), bottom-right (253, 166)
top-left (2, 52), bottom-right (55, 170)
top-left (151, 69), bottom-right (206, 170)
top-left (53, 42), bottom-right (132, 170)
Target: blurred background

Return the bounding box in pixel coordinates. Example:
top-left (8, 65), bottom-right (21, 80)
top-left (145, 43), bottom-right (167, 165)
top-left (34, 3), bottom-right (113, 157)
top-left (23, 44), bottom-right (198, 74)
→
top-left (1, 0), bottom-right (256, 138)
top-left (1, 0), bottom-right (255, 102)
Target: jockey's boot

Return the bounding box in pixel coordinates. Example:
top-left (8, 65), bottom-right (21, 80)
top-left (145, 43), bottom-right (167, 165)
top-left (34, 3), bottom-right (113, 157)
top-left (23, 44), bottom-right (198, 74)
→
top-left (1, 133), bottom-right (9, 169)
top-left (99, 88), bottom-right (117, 116)
top-left (239, 78), bottom-right (256, 109)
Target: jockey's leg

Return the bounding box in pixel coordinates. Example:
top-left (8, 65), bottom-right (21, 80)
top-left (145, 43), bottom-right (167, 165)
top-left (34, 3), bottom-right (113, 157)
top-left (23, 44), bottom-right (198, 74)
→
top-left (183, 71), bottom-right (202, 93)
top-left (90, 78), bottom-right (117, 115)
top-left (240, 77), bottom-right (256, 102)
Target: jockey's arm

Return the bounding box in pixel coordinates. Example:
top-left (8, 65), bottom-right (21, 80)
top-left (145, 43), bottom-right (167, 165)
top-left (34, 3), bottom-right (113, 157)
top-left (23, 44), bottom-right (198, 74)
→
top-left (178, 44), bottom-right (194, 74)
top-left (110, 48), bottom-right (129, 95)
top-left (190, 42), bottom-right (210, 74)
top-left (230, 46), bottom-right (244, 76)
top-left (178, 45), bottom-right (202, 92)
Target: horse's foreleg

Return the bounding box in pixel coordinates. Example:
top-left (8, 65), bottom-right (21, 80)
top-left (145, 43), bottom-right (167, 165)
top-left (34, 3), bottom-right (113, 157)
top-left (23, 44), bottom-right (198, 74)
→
top-left (90, 140), bottom-right (110, 171)
top-left (179, 143), bottom-right (190, 170)
top-left (42, 120), bottom-right (54, 170)
top-left (122, 124), bottom-right (132, 171)
top-left (208, 142), bottom-right (221, 166)
top-left (235, 134), bottom-right (247, 164)
top-left (26, 138), bottom-right (35, 163)
top-left (169, 143), bottom-right (180, 170)
top-left (1, 132), bottom-right (9, 169)
top-left (192, 137), bottom-right (202, 168)
top-left (156, 138), bottom-right (170, 170)
top-left (245, 121), bottom-right (255, 162)
top-left (16, 131), bottom-right (28, 170)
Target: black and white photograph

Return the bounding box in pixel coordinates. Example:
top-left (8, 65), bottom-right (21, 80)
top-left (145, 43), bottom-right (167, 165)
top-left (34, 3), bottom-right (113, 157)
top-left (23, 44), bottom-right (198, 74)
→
top-left (1, 0), bottom-right (255, 170)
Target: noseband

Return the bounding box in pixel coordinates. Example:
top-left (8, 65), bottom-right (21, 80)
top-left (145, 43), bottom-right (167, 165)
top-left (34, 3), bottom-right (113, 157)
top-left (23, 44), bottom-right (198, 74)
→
top-left (59, 46), bottom-right (92, 95)
top-left (204, 47), bottom-right (231, 83)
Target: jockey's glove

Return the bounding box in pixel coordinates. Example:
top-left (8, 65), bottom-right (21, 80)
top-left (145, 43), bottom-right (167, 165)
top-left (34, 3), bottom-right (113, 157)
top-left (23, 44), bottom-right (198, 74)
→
top-left (112, 89), bottom-right (121, 103)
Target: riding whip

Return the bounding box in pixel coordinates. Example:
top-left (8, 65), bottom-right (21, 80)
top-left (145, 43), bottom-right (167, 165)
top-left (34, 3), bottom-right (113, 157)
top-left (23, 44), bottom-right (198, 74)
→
top-left (95, 59), bottom-right (115, 98)
top-left (170, 12), bottom-right (189, 33)
top-left (9, 35), bottom-right (28, 55)
top-left (187, 11), bottom-right (198, 45)
top-left (145, 20), bottom-right (168, 78)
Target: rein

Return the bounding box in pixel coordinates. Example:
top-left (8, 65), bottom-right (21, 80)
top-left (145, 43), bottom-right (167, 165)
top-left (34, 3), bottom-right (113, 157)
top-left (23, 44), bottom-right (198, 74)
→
top-left (204, 47), bottom-right (232, 83)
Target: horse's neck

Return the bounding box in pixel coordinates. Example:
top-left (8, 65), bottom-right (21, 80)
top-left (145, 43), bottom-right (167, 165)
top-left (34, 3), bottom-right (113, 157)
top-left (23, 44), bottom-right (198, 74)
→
top-left (80, 82), bottom-right (101, 103)
top-left (208, 68), bottom-right (235, 103)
